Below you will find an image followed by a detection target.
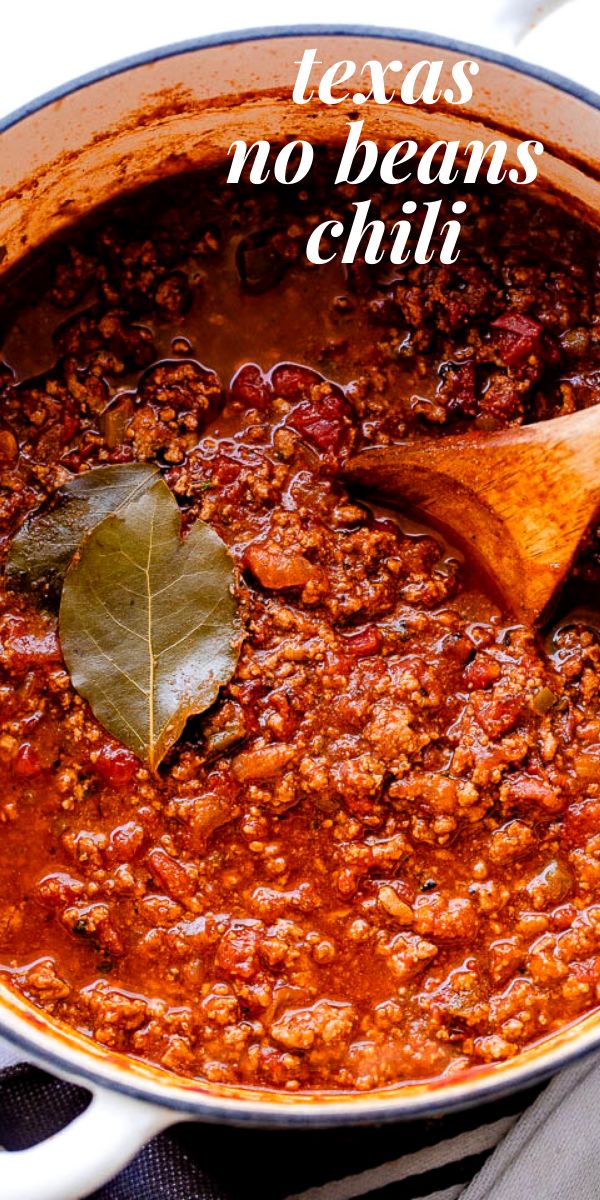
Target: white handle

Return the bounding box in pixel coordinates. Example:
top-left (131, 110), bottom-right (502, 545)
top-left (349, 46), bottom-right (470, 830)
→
top-left (471, 0), bottom-right (573, 47)
top-left (0, 1084), bottom-right (174, 1200)
top-left (411, 0), bottom-right (574, 51)
top-left (409, 0), bottom-right (595, 92)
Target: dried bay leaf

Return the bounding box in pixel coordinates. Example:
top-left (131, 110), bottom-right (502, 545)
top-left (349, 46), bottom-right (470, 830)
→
top-left (6, 463), bottom-right (159, 598)
top-left (59, 477), bottom-right (241, 770)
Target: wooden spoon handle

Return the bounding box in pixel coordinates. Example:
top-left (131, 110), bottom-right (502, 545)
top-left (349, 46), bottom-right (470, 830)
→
top-left (346, 405), bottom-right (600, 624)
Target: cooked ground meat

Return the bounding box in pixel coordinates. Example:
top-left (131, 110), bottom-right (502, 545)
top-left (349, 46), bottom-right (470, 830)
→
top-left (0, 157), bottom-right (600, 1092)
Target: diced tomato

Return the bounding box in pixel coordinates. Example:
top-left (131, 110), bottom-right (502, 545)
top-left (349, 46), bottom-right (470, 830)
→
top-left (463, 653), bottom-right (502, 690)
top-left (445, 297), bottom-right (469, 329)
top-left (60, 440), bottom-right (98, 470)
top-left (502, 772), bottom-right (560, 813)
top-left (343, 626), bottom-right (382, 657)
top-left (472, 692), bottom-right (523, 738)
top-left (287, 391), bottom-right (350, 452)
top-left (492, 312), bottom-right (543, 366)
top-left (212, 454), bottom-right (242, 485)
top-left (271, 364), bottom-right (321, 400)
top-left (14, 742), bottom-right (43, 778)
top-left (444, 362), bottom-right (477, 416)
top-left (230, 364), bottom-right (271, 409)
top-left (147, 848), bottom-right (194, 898)
top-left (564, 796), bottom-right (600, 845)
top-left (94, 745), bottom-right (138, 787)
top-left (216, 925), bottom-right (261, 979)
top-left (61, 410), bottom-right (80, 444)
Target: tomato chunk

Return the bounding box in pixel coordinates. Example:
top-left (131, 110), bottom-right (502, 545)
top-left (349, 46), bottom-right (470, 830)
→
top-left (94, 745), bottom-right (138, 787)
top-left (492, 312), bottom-right (543, 366)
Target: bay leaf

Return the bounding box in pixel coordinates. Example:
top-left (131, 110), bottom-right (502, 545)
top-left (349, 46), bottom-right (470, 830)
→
top-left (59, 477), bottom-right (240, 770)
top-left (6, 462), bottom-right (159, 598)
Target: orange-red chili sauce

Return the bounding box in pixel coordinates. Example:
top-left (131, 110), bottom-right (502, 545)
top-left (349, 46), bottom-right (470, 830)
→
top-left (0, 163), bottom-right (599, 1091)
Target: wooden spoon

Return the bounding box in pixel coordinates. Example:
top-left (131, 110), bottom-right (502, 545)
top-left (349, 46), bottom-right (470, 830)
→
top-left (345, 405), bottom-right (600, 624)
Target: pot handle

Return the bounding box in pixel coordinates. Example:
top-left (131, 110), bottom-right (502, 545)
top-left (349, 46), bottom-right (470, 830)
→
top-left (473, 0), bottom-right (572, 48)
top-left (415, 0), bottom-right (575, 53)
top-left (0, 1083), bottom-right (176, 1200)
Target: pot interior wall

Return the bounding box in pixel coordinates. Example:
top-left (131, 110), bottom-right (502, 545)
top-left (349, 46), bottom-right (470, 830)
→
top-left (1, 34), bottom-right (600, 279)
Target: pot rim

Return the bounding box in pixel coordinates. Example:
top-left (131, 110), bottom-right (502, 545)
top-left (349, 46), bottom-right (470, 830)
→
top-left (0, 21), bottom-right (599, 136)
top-left (2, 994), bottom-right (600, 1125)
top-left (1, 21), bottom-right (600, 1124)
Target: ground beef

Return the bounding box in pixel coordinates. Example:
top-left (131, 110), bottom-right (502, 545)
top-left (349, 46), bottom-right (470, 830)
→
top-left (0, 156), bottom-right (599, 1092)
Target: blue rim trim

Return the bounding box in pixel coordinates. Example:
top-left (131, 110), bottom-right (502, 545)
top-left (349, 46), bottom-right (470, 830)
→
top-left (1, 21), bottom-right (599, 137)
top-left (1, 21), bottom-right (600, 1123)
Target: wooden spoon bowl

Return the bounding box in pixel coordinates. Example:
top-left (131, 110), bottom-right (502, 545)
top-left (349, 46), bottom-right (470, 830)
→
top-left (345, 405), bottom-right (600, 625)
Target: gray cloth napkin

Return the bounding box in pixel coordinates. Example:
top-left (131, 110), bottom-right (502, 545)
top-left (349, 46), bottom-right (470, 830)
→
top-left (461, 1055), bottom-right (600, 1200)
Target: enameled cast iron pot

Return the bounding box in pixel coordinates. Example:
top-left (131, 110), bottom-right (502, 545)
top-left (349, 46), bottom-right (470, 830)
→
top-left (1, 7), bottom-right (600, 1197)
